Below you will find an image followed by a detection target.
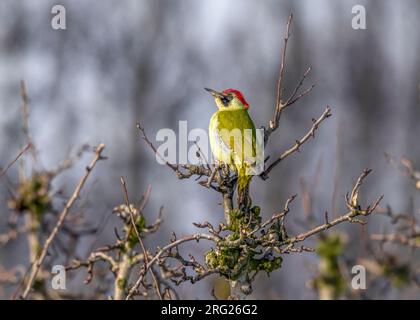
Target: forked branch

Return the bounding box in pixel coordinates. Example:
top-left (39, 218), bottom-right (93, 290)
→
top-left (261, 106), bottom-right (332, 179)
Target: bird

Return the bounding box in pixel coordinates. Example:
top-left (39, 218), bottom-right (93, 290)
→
top-left (205, 87), bottom-right (258, 208)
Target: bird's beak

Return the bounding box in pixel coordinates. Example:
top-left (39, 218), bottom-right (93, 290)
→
top-left (204, 87), bottom-right (224, 99)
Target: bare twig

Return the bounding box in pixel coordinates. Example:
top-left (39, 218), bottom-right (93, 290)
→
top-left (21, 144), bottom-right (106, 299)
top-left (249, 194), bottom-right (297, 236)
top-left (126, 232), bottom-right (218, 300)
top-left (265, 14), bottom-right (314, 144)
top-left (0, 225), bottom-right (31, 245)
top-left (271, 14), bottom-right (293, 131)
top-left (120, 177), bottom-right (163, 300)
top-left (203, 164), bottom-right (221, 188)
top-left (371, 233), bottom-right (420, 248)
top-left (283, 67), bottom-right (315, 107)
top-left (282, 170), bottom-right (383, 246)
top-left (20, 80), bottom-right (37, 161)
top-left (385, 153), bottom-right (420, 187)
top-left (0, 265), bottom-right (25, 285)
top-left (0, 143), bottom-right (31, 180)
top-left (261, 107), bottom-right (332, 179)
top-left (47, 144), bottom-right (91, 177)
top-left (137, 122), bottom-right (212, 180)
top-left (67, 251), bottom-right (118, 284)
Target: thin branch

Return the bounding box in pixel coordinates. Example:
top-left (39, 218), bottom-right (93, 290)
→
top-left (136, 123), bottom-right (177, 172)
top-left (67, 251), bottom-right (117, 284)
top-left (126, 232), bottom-right (218, 300)
top-left (249, 194), bottom-right (297, 236)
top-left (20, 80), bottom-right (37, 161)
top-left (0, 265), bottom-right (25, 285)
top-left (203, 164), bottom-right (221, 188)
top-left (285, 83), bottom-right (315, 108)
top-left (120, 177), bottom-right (163, 300)
top-left (371, 233), bottom-right (420, 248)
top-left (47, 144), bottom-right (91, 177)
top-left (137, 122), bottom-right (211, 180)
top-left (271, 14), bottom-right (293, 129)
top-left (0, 225), bottom-right (30, 245)
top-left (265, 14), bottom-right (314, 145)
top-left (0, 143), bottom-right (31, 180)
top-left (284, 67), bottom-right (314, 107)
top-left (261, 106), bottom-right (332, 179)
top-left (282, 169), bottom-right (383, 246)
top-left (385, 153), bottom-right (420, 185)
top-left (21, 144), bottom-right (106, 299)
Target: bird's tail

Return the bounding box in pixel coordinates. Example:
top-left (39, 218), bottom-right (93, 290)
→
top-left (237, 172), bottom-right (252, 209)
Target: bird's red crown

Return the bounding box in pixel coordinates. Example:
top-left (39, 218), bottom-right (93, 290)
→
top-left (222, 89), bottom-right (250, 109)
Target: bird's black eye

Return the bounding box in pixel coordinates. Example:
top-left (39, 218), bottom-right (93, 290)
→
top-left (221, 94), bottom-right (233, 106)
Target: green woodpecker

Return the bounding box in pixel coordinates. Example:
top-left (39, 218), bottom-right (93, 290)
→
top-left (205, 88), bottom-right (258, 206)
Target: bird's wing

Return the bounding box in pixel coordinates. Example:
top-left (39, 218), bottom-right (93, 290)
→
top-left (210, 125), bottom-right (234, 164)
top-left (214, 110), bottom-right (258, 168)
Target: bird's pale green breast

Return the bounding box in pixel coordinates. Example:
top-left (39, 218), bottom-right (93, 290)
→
top-left (209, 109), bottom-right (257, 165)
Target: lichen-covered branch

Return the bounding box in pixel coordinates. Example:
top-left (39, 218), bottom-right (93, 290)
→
top-left (67, 186), bottom-right (174, 300)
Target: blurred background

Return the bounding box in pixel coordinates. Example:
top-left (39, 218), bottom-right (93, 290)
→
top-left (0, 0), bottom-right (419, 299)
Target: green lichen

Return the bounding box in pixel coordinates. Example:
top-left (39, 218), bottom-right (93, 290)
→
top-left (8, 173), bottom-right (51, 221)
top-left (205, 247), bottom-right (241, 274)
top-left (205, 246), bottom-right (283, 281)
top-left (117, 277), bottom-right (127, 290)
top-left (316, 233), bottom-right (344, 259)
top-left (33, 242), bottom-right (42, 256)
top-left (250, 256), bottom-right (283, 274)
top-left (33, 278), bottom-right (45, 292)
top-left (205, 204), bottom-right (283, 282)
top-left (228, 205), bottom-right (261, 234)
top-left (382, 259), bottom-right (410, 288)
top-left (312, 233), bottom-right (346, 299)
top-left (127, 215), bottom-right (146, 248)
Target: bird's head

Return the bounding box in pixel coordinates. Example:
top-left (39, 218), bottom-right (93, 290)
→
top-left (205, 88), bottom-right (250, 111)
